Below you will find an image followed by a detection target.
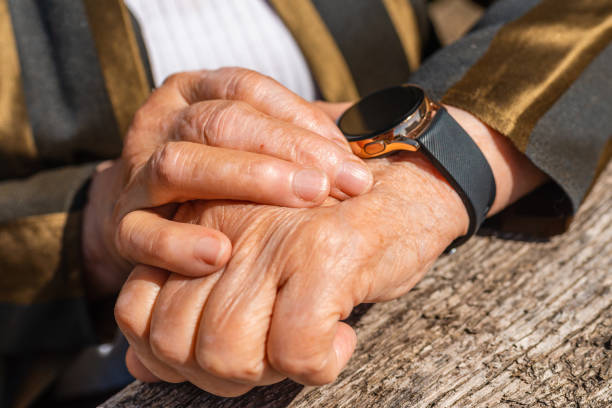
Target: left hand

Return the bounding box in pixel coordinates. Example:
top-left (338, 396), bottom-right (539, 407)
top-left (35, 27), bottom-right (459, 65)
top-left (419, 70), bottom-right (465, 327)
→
top-left (115, 151), bottom-right (469, 395)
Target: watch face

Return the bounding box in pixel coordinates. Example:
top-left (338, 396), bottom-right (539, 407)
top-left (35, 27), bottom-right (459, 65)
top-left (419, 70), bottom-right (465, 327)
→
top-left (339, 85), bottom-right (425, 141)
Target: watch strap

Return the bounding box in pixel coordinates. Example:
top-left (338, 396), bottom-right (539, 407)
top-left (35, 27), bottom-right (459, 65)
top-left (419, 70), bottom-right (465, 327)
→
top-left (417, 107), bottom-right (496, 249)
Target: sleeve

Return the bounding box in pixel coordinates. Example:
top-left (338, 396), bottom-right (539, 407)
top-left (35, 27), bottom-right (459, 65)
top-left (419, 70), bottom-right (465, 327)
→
top-left (0, 164), bottom-right (101, 355)
top-left (409, 0), bottom-right (612, 235)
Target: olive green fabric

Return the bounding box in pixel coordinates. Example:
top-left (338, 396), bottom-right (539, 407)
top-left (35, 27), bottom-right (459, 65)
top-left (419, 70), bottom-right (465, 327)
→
top-left (6, 0), bottom-right (123, 166)
top-left (0, 0), bottom-right (146, 406)
top-left (269, 0), bottom-right (360, 102)
top-left (310, 0), bottom-right (413, 96)
top-left (443, 0), bottom-right (612, 153)
top-left (0, 0), bottom-right (38, 180)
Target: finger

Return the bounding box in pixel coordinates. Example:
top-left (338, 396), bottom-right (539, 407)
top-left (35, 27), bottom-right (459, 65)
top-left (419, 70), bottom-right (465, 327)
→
top-left (193, 258), bottom-right (285, 385)
top-left (118, 267), bottom-right (253, 396)
top-left (114, 265), bottom-right (185, 383)
top-left (147, 272), bottom-right (258, 395)
top-left (175, 101), bottom-right (372, 198)
top-left (267, 273), bottom-right (358, 386)
top-left (117, 141), bottom-right (330, 218)
top-left (127, 69), bottom-right (372, 198)
top-left (115, 209), bottom-right (232, 277)
top-left (148, 272), bottom-right (221, 368)
top-left (126, 346), bottom-right (161, 383)
top-left (312, 101), bottom-right (352, 122)
top-left (149, 271), bottom-right (283, 389)
top-left (170, 67), bottom-right (350, 149)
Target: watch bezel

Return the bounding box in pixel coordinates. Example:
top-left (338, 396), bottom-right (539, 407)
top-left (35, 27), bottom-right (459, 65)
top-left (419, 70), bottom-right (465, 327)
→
top-left (339, 85), bottom-right (441, 159)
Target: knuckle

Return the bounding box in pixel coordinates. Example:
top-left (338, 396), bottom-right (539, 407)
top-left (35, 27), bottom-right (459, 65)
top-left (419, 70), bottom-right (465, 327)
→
top-left (162, 72), bottom-right (184, 87)
top-left (216, 100), bottom-right (250, 121)
top-left (114, 294), bottom-right (141, 339)
top-left (173, 108), bottom-right (197, 143)
top-left (149, 142), bottom-right (183, 187)
top-left (225, 68), bottom-right (269, 99)
top-left (150, 227), bottom-right (174, 260)
top-left (292, 133), bottom-right (345, 170)
top-left (202, 100), bottom-right (248, 143)
top-left (114, 214), bottom-right (133, 260)
top-left (176, 103), bottom-right (212, 144)
top-left (306, 105), bottom-right (331, 128)
top-left (242, 158), bottom-right (277, 185)
top-left (129, 106), bottom-right (150, 133)
top-left (269, 351), bottom-right (330, 382)
top-left (149, 331), bottom-right (189, 366)
top-left (310, 111), bottom-right (344, 143)
top-left (195, 348), bottom-right (263, 383)
top-left (291, 134), bottom-right (321, 164)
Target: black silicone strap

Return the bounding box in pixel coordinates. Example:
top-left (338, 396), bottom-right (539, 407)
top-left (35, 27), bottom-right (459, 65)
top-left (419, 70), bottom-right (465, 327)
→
top-left (417, 108), bottom-right (496, 249)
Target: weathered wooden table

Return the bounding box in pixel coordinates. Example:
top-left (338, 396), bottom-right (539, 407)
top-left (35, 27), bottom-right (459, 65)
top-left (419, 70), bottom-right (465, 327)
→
top-left (103, 165), bottom-right (611, 408)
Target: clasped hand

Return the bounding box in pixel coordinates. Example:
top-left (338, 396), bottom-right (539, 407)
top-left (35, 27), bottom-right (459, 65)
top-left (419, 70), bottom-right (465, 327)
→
top-left (83, 67), bottom-right (373, 295)
top-left (85, 68), bottom-right (469, 396)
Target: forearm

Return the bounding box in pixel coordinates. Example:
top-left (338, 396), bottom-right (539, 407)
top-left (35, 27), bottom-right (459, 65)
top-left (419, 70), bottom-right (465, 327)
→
top-left (444, 105), bottom-right (548, 216)
top-left (360, 105), bottom-right (550, 253)
top-left (320, 101), bottom-right (548, 241)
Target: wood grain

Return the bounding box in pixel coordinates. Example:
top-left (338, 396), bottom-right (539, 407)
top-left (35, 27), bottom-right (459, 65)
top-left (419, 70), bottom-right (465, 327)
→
top-left (102, 164), bottom-right (612, 408)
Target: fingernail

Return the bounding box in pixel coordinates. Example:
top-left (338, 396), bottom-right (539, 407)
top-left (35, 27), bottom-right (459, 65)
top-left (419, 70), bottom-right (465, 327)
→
top-left (336, 161), bottom-right (372, 196)
top-left (195, 236), bottom-right (223, 266)
top-left (293, 168), bottom-right (328, 201)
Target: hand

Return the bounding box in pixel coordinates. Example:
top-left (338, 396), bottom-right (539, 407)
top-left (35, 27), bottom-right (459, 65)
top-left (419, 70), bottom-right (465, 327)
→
top-left (115, 152), bottom-right (471, 395)
top-left (82, 68), bottom-right (373, 298)
top-left (115, 105), bottom-right (548, 396)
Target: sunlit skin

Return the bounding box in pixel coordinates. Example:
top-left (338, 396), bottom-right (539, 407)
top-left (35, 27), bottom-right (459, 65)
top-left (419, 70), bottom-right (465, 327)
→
top-left (83, 68), bottom-right (374, 299)
top-left (111, 84), bottom-right (547, 395)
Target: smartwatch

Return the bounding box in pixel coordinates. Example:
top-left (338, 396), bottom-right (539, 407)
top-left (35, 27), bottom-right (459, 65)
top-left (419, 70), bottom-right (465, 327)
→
top-left (337, 84), bottom-right (496, 249)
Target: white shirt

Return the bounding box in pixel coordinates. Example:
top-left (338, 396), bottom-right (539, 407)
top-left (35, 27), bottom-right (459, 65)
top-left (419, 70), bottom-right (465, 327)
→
top-left (124, 0), bottom-right (317, 100)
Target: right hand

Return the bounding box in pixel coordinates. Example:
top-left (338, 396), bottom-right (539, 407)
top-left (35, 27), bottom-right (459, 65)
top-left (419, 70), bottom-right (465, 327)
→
top-left (82, 67), bottom-right (373, 298)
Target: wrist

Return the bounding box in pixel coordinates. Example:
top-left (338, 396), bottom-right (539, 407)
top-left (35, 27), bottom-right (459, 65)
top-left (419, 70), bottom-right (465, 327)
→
top-left (444, 105), bottom-right (548, 215)
top-left (322, 99), bottom-right (548, 246)
top-left (377, 106), bottom-right (549, 247)
top-left (369, 154), bottom-right (470, 249)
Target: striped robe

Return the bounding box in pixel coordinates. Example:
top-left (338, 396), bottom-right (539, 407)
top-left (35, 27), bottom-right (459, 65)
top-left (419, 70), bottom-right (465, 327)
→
top-left (0, 0), bottom-right (610, 406)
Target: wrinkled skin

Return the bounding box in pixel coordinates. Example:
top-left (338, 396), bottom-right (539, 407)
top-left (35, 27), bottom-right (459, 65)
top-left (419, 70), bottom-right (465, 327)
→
top-left (115, 152), bottom-right (469, 396)
top-left (114, 82), bottom-right (548, 396)
top-left (83, 68), bottom-right (373, 298)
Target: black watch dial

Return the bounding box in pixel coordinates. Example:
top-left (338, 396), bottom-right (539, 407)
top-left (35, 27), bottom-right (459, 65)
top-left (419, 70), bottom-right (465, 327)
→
top-left (339, 85), bottom-right (424, 141)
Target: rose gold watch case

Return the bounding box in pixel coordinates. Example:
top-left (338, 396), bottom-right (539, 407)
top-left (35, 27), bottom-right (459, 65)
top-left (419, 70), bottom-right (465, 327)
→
top-left (348, 88), bottom-right (442, 159)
